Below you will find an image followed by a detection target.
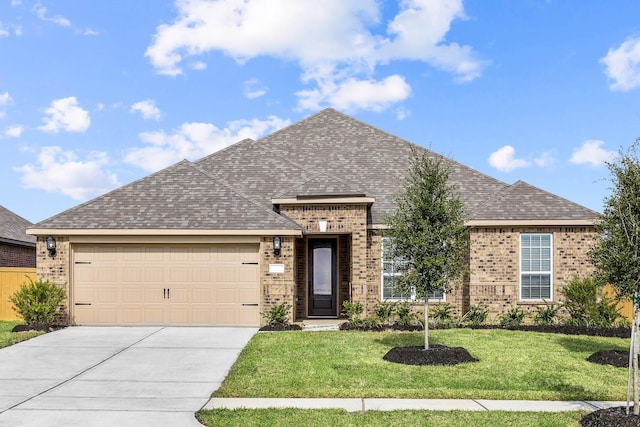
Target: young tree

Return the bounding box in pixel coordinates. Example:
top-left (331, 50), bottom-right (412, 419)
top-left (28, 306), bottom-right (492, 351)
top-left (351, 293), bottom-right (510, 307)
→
top-left (589, 141), bottom-right (640, 414)
top-left (385, 148), bottom-right (468, 350)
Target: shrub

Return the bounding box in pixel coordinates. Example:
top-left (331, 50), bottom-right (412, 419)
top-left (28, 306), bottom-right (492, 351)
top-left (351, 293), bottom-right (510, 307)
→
top-left (460, 304), bottom-right (488, 325)
top-left (431, 303), bottom-right (456, 327)
top-left (560, 276), bottom-right (622, 327)
top-left (373, 302), bottom-right (396, 325)
top-left (261, 302), bottom-right (292, 325)
top-left (9, 278), bottom-right (66, 328)
top-left (499, 307), bottom-right (526, 327)
top-left (350, 316), bottom-right (383, 330)
top-left (532, 301), bottom-right (560, 326)
top-left (341, 301), bottom-right (364, 322)
top-left (394, 302), bottom-right (422, 327)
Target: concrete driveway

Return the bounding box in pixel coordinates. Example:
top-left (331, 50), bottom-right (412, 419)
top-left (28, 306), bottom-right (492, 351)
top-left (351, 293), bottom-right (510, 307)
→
top-left (0, 326), bottom-right (257, 427)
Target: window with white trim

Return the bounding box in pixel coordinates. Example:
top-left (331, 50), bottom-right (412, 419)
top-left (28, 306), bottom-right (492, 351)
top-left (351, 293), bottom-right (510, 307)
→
top-left (520, 233), bottom-right (552, 300)
top-left (381, 237), bottom-right (445, 301)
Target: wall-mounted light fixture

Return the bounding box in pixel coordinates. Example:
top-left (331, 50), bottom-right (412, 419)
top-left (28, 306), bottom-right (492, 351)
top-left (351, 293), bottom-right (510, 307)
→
top-left (46, 236), bottom-right (56, 257)
top-left (273, 236), bottom-right (281, 257)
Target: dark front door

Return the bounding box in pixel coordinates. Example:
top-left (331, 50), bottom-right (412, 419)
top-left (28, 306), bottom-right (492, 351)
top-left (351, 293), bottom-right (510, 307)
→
top-left (308, 239), bottom-right (337, 317)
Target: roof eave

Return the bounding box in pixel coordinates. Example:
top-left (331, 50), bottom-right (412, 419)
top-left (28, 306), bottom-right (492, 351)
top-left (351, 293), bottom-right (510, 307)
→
top-left (466, 219), bottom-right (595, 227)
top-left (273, 196), bottom-right (375, 205)
top-left (26, 228), bottom-right (303, 237)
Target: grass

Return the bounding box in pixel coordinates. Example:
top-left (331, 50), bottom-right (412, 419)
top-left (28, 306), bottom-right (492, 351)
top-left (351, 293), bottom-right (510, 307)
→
top-left (196, 408), bottom-right (585, 427)
top-left (215, 329), bottom-right (629, 401)
top-left (0, 320), bottom-right (44, 348)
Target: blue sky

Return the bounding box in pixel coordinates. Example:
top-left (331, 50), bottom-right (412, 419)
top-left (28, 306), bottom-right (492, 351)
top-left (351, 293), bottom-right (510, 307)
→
top-left (1, 0), bottom-right (639, 223)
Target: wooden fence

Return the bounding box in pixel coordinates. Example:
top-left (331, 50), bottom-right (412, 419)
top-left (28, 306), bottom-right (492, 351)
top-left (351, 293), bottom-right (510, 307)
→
top-left (0, 268), bottom-right (36, 321)
top-left (603, 284), bottom-right (634, 322)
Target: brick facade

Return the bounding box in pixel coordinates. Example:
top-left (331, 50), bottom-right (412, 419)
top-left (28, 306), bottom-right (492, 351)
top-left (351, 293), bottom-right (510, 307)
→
top-left (0, 243), bottom-right (36, 268)
top-left (469, 226), bottom-right (596, 317)
top-left (34, 236), bottom-right (70, 321)
top-left (259, 236), bottom-right (297, 322)
top-left (33, 224), bottom-right (597, 326)
top-left (278, 203), bottom-right (372, 319)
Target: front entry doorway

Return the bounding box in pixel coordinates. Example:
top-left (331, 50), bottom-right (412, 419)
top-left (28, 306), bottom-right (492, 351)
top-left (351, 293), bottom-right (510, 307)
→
top-left (308, 239), bottom-right (337, 317)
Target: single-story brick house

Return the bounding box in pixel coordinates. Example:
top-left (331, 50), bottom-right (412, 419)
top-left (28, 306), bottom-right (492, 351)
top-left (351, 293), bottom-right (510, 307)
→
top-left (0, 205), bottom-right (36, 268)
top-left (27, 109), bottom-right (597, 326)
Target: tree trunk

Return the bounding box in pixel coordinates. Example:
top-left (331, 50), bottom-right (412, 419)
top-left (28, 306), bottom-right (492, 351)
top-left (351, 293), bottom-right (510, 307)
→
top-left (632, 298), bottom-right (640, 415)
top-left (424, 298), bottom-right (429, 350)
top-left (627, 307), bottom-right (636, 415)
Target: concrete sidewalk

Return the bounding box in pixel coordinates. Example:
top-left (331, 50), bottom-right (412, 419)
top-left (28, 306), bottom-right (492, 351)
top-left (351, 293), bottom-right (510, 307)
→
top-left (204, 397), bottom-right (627, 413)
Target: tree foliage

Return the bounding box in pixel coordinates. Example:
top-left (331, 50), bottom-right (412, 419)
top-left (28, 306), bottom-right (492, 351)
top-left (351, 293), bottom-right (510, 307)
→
top-left (589, 141), bottom-right (640, 297)
top-left (385, 148), bottom-right (468, 348)
top-left (588, 140), bottom-right (640, 415)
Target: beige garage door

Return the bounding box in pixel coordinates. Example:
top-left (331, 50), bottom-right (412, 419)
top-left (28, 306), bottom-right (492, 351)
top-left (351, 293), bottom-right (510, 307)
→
top-left (72, 244), bottom-right (260, 326)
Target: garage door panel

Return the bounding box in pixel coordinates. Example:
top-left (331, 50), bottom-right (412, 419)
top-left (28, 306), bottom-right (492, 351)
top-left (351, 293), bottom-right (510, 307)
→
top-left (96, 287), bottom-right (118, 303)
top-left (122, 287), bottom-right (143, 303)
top-left (73, 244), bottom-right (260, 326)
top-left (122, 267), bottom-right (142, 282)
top-left (97, 267), bottom-right (118, 282)
top-left (144, 267), bottom-right (164, 282)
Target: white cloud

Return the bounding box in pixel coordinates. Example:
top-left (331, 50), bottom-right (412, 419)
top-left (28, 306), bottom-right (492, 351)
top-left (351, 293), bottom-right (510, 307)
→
top-left (0, 92), bottom-right (12, 107)
top-left (0, 91), bottom-right (12, 118)
top-left (297, 74), bottom-right (411, 112)
top-left (488, 145), bottom-right (530, 172)
top-left (396, 106), bottom-right (411, 121)
top-left (533, 150), bottom-right (557, 169)
top-left (15, 146), bottom-right (119, 200)
top-left (130, 99), bottom-right (162, 121)
top-left (244, 78), bottom-right (267, 99)
top-left (83, 28), bottom-right (99, 36)
top-left (570, 140), bottom-right (617, 167)
top-left (33, 4), bottom-right (71, 27)
top-left (5, 125), bottom-right (24, 138)
top-left (38, 97), bottom-right (91, 133)
top-left (601, 37), bottom-right (640, 91)
top-left (145, 0), bottom-right (486, 112)
top-left (125, 115), bottom-right (290, 172)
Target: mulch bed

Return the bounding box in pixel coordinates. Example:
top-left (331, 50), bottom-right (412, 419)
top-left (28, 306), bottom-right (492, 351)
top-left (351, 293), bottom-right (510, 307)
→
top-left (340, 322), bottom-right (632, 338)
top-left (383, 344), bottom-right (479, 366)
top-left (11, 324), bottom-right (61, 333)
top-left (580, 406), bottom-right (640, 427)
top-left (258, 323), bottom-right (303, 332)
top-left (587, 350), bottom-right (629, 368)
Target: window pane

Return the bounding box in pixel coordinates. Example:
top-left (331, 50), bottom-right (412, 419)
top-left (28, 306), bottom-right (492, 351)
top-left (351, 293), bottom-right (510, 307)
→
top-left (313, 247), bottom-right (332, 295)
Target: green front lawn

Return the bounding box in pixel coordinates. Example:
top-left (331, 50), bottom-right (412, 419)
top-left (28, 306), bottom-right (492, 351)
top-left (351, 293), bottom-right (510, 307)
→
top-left (0, 320), bottom-right (44, 348)
top-left (215, 329), bottom-right (628, 401)
top-left (196, 408), bottom-right (584, 427)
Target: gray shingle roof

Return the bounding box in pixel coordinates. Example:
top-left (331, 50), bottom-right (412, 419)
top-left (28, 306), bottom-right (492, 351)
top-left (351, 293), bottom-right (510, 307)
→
top-left (0, 205), bottom-right (36, 245)
top-left (34, 108), bottom-right (597, 231)
top-left (35, 161), bottom-right (301, 230)
top-left (469, 180), bottom-right (598, 221)
top-left (274, 173), bottom-right (365, 199)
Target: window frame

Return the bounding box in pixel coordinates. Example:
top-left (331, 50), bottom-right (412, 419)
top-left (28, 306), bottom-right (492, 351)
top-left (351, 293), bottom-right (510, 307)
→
top-left (380, 237), bottom-right (446, 302)
top-left (519, 233), bottom-right (553, 301)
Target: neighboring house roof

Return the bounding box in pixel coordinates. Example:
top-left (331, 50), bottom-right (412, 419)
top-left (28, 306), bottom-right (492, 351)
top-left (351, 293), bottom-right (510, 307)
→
top-left (31, 108), bottom-right (597, 232)
top-left (0, 205), bottom-right (36, 246)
